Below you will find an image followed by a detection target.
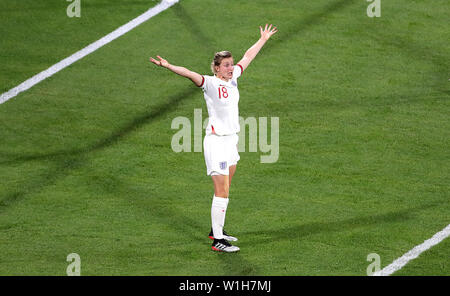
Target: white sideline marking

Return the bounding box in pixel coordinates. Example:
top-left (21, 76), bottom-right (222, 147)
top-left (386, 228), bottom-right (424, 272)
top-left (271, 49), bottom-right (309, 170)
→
top-left (372, 223), bottom-right (450, 276)
top-left (0, 0), bottom-right (179, 105)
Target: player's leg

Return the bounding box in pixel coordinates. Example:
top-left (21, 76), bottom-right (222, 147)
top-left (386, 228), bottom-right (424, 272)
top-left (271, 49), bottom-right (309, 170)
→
top-left (214, 136), bottom-right (238, 242)
top-left (210, 173), bottom-right (239, 252)
top-left (212, 174), bottom-right (229, 198)
top-left (226, 164), bottom-right (239, 241)
top-left (209, 170), bottom-right (238, 243)
top-left (210, 174), bottom-right (229, 240)
top-left (229, 164), bottom-right (237, 185)
top-left (204, 134), bottom-right (239, 251)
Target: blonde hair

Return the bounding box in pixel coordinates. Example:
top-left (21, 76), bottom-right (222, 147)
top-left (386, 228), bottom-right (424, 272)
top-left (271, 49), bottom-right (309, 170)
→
top-left (211, 51), bottom-right (233, 74)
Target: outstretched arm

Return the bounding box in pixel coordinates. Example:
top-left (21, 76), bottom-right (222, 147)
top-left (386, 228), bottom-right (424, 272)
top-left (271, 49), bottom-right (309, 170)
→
top-left (150, 55), bottom-right (204, 87)
top-left (237, 24), bottom-right (278, 72)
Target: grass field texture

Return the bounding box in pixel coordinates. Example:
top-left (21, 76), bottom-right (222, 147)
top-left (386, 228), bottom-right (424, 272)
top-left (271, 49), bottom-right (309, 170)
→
top-left (0, 0), bottom-right (449, 275)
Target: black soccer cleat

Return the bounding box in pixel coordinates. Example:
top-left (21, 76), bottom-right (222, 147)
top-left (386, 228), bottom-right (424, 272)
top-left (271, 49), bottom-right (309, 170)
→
top-left (211, 238), bottom-right (240, 253)
top-left (208, 228), bottom-right (238, 241)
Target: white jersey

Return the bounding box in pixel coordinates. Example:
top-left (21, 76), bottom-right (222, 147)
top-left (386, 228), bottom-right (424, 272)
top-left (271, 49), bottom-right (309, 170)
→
top-left (200, 64), bottom-right (243, 136)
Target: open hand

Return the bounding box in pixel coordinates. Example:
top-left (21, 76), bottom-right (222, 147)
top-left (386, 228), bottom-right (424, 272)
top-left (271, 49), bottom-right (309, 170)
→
top-left (150, 55), bottom-right (169, 68)
top-left (260, 24), bottom-right (278, 41)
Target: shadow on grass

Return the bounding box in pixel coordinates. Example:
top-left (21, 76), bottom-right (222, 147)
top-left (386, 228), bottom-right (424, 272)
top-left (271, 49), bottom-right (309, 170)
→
top-left (213, 252), bottom-right (260, 275)
top-left (264, 0), bottom-right (358, 54)
top-left (238, 204), bottom-right (436, 247)
top-left (0, 87), bottom-right (197, 165)
top-left (0, 154), bottom-right (86, 214)
top-left (212, 205), bottom-right (436, 275)
top-left (172, 4), bottom-right (216, 50)
top-left (0, 86), bottom-right (197, 217)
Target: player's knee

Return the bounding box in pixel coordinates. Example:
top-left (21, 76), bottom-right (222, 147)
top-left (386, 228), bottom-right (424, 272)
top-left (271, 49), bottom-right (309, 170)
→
top-left (216, 186), bottom-right (229, 198)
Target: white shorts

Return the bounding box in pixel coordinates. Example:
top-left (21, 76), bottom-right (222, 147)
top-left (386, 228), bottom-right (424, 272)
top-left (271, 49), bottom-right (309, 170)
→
top-left (203, 133), bottom-right (240, 176)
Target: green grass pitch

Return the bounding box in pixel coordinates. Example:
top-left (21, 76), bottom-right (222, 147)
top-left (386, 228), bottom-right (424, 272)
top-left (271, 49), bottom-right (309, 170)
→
top-left (0, 0), bottom-right (449, 275)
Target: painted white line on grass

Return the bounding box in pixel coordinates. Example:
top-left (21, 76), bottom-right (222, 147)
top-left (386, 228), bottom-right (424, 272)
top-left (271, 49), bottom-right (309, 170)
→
top-left (0, 0), bottom-right (179, 105)
top-left (372, 223), bottom-right (450, 276)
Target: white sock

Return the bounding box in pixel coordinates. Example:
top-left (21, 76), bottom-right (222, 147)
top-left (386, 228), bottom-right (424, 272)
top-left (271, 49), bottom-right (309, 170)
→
top-left (211, 195), bottom-right (229, 240)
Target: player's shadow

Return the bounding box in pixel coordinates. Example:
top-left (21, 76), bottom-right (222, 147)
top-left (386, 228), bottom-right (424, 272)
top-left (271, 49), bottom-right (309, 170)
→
top-left (215, 204), bottom-right (430, 275)
top-left (0, 87), bottom-right (210, 263)
top-left (238, 204), bottom-right (435, 247)
top-left (0, 87), bottom-right (197, 166)
top-left (0, 154), bottom-right (86, 214)
top-left (0, 87), bottom-right (198, 214)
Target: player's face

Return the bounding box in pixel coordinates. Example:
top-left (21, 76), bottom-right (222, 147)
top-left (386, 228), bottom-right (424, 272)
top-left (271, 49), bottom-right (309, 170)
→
top-left (216, 57), bottom-right (234, 81)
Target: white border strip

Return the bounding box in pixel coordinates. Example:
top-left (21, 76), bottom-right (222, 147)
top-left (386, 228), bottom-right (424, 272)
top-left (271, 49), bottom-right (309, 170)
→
top-left (0, 0), bottom-right (179, 105)
top-left (373, 223), bottom-right (450, 276)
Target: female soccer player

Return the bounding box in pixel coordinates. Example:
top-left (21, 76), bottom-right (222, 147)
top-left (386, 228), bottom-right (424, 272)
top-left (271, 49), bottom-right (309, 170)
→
top-left (150, 24), bottom-right (278, 252)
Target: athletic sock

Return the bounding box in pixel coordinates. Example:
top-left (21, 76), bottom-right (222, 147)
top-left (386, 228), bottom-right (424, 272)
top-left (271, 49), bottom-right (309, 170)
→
top-left (211, 195), bottom-right (229, 240)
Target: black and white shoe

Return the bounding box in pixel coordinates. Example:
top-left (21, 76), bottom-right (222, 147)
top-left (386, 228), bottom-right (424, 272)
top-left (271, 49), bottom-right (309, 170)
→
top-left (211, 239), bottom-right (240, 253)
top-left (208, 228), bottom-right (238, 242)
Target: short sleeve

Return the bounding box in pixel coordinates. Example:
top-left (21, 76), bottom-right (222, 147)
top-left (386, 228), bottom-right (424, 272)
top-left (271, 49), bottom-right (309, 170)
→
top-left (200, 75), bottom-right (213, 93)
top-left (198, 75), bottom-right (205, 88)
top-left (234, 64), bottom-right (244, 79)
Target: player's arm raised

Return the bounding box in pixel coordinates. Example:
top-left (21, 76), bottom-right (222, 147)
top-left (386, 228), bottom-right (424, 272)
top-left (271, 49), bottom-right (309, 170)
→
top-left (237, 24), bottom-right (278, 72)
top-left (150, 55), bottom-right (204, 87)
